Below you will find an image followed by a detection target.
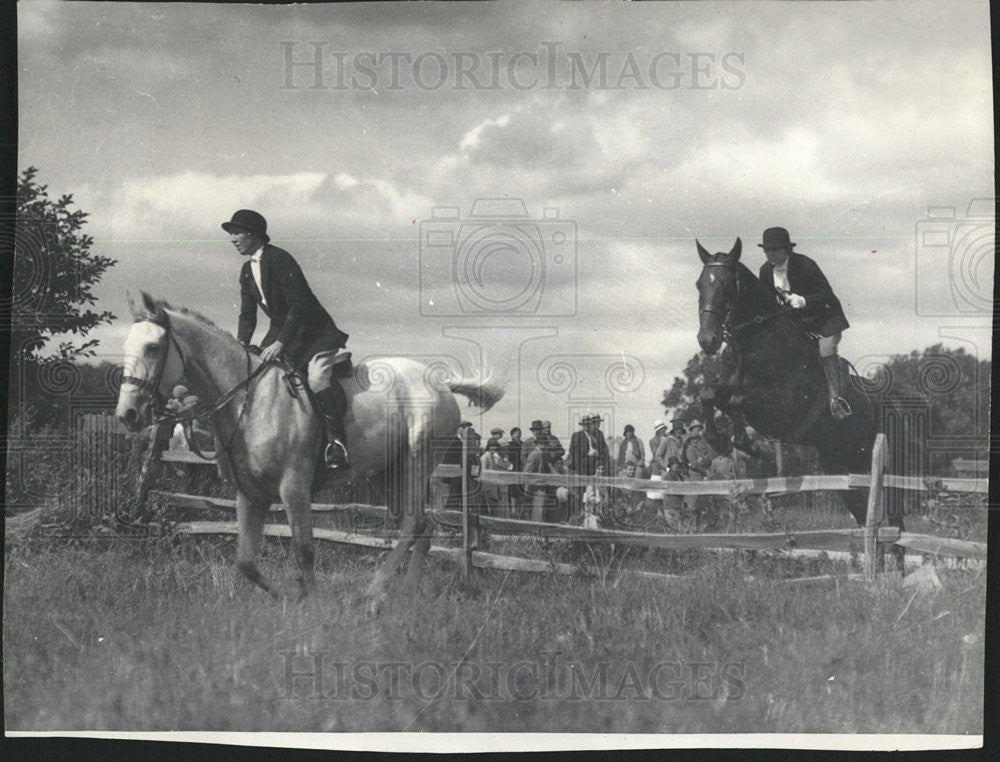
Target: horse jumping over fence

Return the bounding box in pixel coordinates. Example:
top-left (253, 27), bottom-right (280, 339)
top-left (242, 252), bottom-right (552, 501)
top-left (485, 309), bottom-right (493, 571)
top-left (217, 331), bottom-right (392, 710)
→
top-left (115, 292), bottom-right (504, 608)
top-left (694, 239), bottom-right (919, 568)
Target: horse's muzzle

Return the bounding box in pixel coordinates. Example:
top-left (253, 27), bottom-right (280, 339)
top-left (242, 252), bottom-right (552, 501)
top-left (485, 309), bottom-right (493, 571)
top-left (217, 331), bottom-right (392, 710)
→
top-left (698, 329), bottom-right (722, 355)
top-left (117, 400), bottom-right (150, 433)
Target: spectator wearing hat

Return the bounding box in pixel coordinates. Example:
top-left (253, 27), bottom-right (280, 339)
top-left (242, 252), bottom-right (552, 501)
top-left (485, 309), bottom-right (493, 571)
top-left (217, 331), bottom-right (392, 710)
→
top-left (486, 427), bottom-right (505, 451)
top-left (224, 209), bottom-right (352, 468)
top-left (682, 419), bottom-right (716, 528)
top-left (655, 417), bottom-right (687, 478)
top-left (758, 226), bottom-right (852, 419)
top-left (440, 421), bottom-right (480, 511)
top-left (522, 433), bottom-right (552, 522)
top-left (656, 417), bottom-right (687, 519)
top-left (569, 414), bottom-right (609, 478)
top-left (480, 438), bottom-right (512, 516)
top-left (518, 421), bottom-right (546, 513)
top-left (541, 420), bottom-right (565, 463)
top-left (617, 424), bottom-right (646, 473)
top-left (522, 420), bottom-right (545, 463)
top-left (648, 420), bottom-right (668, 477)
top-left (504, 426), bottom-right (526, 505)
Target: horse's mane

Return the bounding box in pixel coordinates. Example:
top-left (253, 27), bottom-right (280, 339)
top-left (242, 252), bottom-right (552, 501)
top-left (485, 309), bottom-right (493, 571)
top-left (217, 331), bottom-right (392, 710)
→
top-left (735, 261), bottom-right (777, 314)
top-left (152, 298), bottom-right (245, 352)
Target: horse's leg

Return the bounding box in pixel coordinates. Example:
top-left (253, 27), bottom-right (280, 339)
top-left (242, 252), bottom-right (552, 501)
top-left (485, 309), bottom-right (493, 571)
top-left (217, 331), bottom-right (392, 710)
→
top-left (280, 475), bottom-right (316, 600)
top-left (399, 432), bottom-right (438, 597)
top-left (367, 509), bottom-right (415, 615)
top-left (236, 491), bottom-right (281, 598)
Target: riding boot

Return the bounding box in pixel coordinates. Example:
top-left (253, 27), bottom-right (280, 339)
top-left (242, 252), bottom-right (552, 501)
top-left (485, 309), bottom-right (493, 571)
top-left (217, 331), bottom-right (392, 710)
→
top-left (821, 355), bottom-right (852, 420)
top-left (315, 384), bottom-right (349, 468)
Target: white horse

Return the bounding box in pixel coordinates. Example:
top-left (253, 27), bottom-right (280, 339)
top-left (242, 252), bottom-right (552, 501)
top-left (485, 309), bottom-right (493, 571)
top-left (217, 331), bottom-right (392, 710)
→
top-left (115, 291), bottom-right (503, 607)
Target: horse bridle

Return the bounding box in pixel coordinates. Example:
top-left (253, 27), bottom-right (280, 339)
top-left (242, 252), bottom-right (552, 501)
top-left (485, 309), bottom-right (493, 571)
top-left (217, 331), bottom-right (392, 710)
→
top-left (122, 314), bottom-right (270, 450)
top-left (120, 313), bottom-right (188, 405)
top-left (699, 261), bottom-right (788, 345)
top-left (698, 261), bottom-right (742, 343)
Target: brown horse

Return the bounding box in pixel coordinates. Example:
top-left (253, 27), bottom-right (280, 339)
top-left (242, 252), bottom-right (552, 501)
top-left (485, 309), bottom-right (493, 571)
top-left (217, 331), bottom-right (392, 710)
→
top-left (115, 291), bottom-right (504, 607)
top-left (694, 239), bottom-right (913, 565)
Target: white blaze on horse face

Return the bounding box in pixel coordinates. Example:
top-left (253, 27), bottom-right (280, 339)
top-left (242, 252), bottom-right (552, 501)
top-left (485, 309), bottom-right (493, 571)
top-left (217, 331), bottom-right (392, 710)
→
top-left (709, 273), bottom-right (716, 283)
top-left (117, 320), bottom-right (167, 424)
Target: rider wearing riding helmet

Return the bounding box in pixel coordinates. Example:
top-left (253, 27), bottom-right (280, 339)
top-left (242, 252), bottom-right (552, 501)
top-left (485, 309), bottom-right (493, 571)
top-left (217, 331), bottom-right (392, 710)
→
top-left (223, 209), bottom-right (351, 468)
top-left (758, 227), bottom-right (852, 419)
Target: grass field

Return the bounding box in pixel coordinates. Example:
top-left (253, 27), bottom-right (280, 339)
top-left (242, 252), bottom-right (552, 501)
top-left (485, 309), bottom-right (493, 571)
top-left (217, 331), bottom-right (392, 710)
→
top-left (3, 517), bottom-right (985, 734)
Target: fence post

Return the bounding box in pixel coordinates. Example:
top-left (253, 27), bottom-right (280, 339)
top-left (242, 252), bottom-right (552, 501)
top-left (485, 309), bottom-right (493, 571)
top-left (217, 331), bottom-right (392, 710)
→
top-left (461, 434), bottom-right (472, 583)
top-left (864, 432), bottom-right (887, 581)
top-left (132, 422), bottom-right (171, 520)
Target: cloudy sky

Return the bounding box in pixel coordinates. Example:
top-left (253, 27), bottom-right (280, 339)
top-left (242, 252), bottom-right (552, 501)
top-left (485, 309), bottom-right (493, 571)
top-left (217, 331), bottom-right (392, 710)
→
top-left (18, 0), bottom-right (994, 441)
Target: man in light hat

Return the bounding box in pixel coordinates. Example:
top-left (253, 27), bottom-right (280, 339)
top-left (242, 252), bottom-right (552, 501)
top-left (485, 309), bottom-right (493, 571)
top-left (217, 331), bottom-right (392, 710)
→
top-left (682, 418), bottom-right (716, 528)
top-left (486, 427), bottom-right (505, 452)
top-left (569, 414), bottom-right (610, 477)
top-left (223, 209), bottom-right (352, 468)
top-left (758, 226), bottom-right (852, 419)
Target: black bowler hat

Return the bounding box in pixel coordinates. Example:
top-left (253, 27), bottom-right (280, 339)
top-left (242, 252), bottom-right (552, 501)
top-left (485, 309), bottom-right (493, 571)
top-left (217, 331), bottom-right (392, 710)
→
top-left (758, 227), bottom-right (796, 249)
top-left (222, 209), bottom-right (268, 237)
top-left (529, 420), bottom-right (544, 431)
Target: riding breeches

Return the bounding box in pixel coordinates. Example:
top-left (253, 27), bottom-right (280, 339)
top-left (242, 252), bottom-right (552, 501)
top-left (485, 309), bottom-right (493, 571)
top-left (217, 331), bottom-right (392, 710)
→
top-left (817, 331), bottom-right (842, 358)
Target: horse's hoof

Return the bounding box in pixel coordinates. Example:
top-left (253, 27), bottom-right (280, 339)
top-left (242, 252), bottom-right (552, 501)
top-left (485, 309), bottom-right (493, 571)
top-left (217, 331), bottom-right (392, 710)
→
top-left (367, 596), bottom-right (386, 618)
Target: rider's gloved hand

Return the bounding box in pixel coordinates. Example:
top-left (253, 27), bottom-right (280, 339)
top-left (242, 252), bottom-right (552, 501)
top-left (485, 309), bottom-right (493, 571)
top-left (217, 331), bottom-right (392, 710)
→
top-left (259, 341), bottom-right (285, 363)
top-left (786, 293), bottom-right (807, 309)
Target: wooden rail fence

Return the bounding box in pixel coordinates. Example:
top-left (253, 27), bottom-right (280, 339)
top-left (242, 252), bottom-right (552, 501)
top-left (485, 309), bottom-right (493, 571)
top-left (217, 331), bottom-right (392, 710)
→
top-left (153, 431), bottom-right (987, 583)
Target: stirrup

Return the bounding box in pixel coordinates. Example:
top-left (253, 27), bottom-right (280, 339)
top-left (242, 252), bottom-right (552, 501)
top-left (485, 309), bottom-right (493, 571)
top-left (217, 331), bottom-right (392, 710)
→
top-left (324, 439), bottom-right (349, 469)
top-left (830, 397), bottom-right (852, 419)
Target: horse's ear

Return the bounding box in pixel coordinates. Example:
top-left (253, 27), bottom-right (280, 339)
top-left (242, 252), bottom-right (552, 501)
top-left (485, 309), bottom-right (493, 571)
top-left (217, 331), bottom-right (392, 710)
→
top-left (730, 237), bottom-right (742, 261)
top-left (139, 291), bottom-right (166, 323)
top-left (126, 291), bottom-right (140, 319)
top-left (696, 239), bottom-right (712, 263)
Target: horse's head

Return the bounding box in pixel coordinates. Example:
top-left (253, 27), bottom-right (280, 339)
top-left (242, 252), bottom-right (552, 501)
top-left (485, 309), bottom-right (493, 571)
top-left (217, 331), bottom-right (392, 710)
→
top-left (116, 291), bottom-right (185, 432)
top-left (695, 238), bottom-right (742, 355)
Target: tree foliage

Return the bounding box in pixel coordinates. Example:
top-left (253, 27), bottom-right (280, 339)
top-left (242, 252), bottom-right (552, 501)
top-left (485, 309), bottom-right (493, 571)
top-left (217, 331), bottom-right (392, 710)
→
top-left (8, 168), bottom-right (117, 426)
top-left (12, 166), bottom-right (116, 362)
top-left (660, 350), bottom-right (734, 424)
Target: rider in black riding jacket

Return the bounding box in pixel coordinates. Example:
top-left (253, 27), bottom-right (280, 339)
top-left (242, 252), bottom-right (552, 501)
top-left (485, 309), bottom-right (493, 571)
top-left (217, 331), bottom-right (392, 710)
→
top-left (757, 227), bottom-right (852, 419)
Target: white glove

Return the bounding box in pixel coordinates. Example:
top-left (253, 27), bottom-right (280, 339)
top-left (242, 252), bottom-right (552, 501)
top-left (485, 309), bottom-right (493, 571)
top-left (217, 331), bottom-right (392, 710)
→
top-left (787, 293), bottom-right (807, 309)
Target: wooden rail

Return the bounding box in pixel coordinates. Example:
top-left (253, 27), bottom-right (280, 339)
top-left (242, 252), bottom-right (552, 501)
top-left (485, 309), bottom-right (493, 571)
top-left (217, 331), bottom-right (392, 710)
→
top-left (157, 436), bottom-right (988, 581)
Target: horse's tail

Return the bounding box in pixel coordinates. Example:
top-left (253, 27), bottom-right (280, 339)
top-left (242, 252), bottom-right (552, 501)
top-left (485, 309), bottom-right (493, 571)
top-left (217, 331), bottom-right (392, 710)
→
top-left (448, 378), bottom-right (505, 412)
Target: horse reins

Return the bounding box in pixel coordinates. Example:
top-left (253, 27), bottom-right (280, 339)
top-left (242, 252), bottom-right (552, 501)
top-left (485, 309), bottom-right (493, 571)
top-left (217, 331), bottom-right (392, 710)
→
top-left (124, 314), bottom-right (272, 462)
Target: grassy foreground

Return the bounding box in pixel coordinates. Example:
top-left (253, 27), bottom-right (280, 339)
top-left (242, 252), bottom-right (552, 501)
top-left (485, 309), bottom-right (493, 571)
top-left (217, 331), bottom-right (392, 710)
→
top-left (3, 531), bottom-right (985, 734)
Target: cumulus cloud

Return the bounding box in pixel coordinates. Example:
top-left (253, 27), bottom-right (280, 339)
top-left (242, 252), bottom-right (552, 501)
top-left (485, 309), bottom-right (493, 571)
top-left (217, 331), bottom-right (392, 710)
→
top-left (110, 171), bottom-right (328, 239)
